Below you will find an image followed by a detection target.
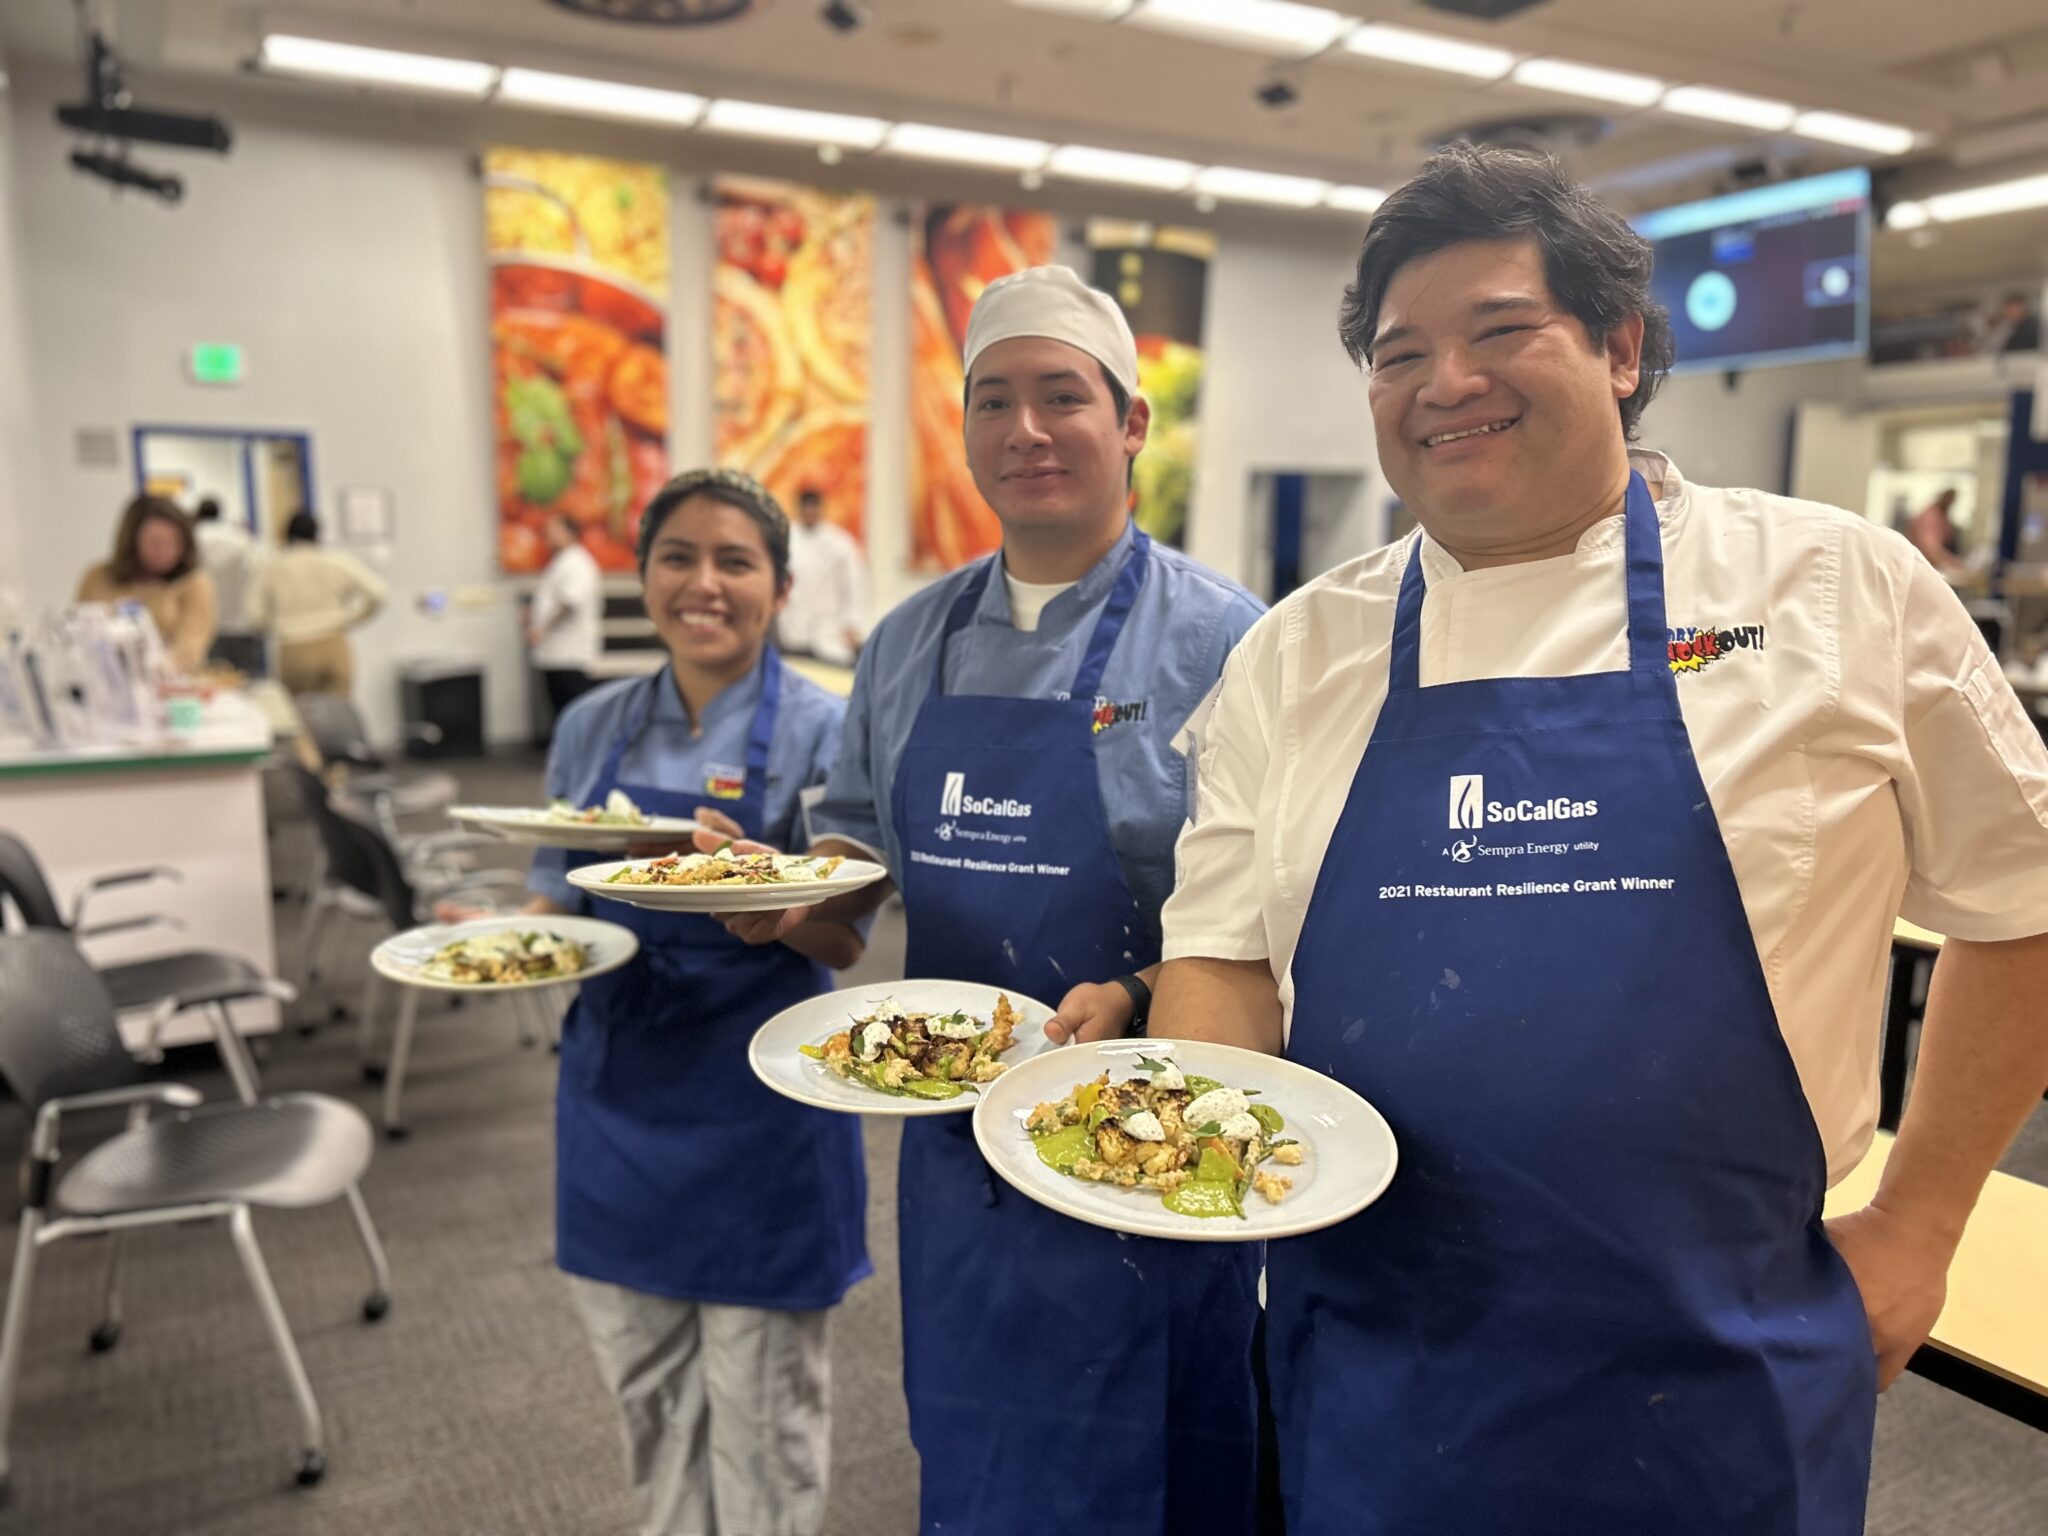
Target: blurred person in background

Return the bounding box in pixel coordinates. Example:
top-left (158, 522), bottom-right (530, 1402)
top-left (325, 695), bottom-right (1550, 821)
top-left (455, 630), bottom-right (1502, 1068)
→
top-left (1907, 488), bottom-right (1966, 576)
top-left (1979, 291), bottom-right (2041, 356)
top-left (528, 510), bottom-right (604, 733)
top-left (778, 488), bottom-right (866, 665)
top-left (248, 509), bottom-right (388, 698)
top-left (75, 494), bottom-right (217, 672)
top-left (192, 495), bottom-right (267, 670)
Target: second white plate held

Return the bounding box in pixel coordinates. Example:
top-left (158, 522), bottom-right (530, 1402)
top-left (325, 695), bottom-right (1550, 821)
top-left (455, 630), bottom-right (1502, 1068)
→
top-left (749, 981), bottom-right (1058, 1117)
top-left (972, 1038), bottom-right (1398, 1243)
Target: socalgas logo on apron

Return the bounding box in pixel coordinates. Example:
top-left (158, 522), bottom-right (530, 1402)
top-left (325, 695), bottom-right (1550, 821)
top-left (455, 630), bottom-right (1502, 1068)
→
top-left (1449, 774), bottom-right (1599, 829)
top-left (939, 771), bottom-right (1033, 818)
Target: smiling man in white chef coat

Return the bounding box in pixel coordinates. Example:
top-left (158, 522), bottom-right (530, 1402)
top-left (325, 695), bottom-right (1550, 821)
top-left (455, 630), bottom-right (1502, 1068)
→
top-left (1146, 143), bottom-right (2048, 1536)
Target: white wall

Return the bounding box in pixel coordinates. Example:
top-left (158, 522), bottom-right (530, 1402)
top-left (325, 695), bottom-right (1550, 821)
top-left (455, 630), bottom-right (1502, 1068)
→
top-left (1192, 222), bottom-right (1379, 585)
top-left (0, 73), bottom-right (32, 621)
top-left (1636, 358), bottom-right (1859, 497)
top-left (11, 66), bottom-right (516, 745)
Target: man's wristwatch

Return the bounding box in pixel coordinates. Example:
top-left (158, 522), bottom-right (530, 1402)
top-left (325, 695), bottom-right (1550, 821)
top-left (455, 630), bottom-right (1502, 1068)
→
top-left (1109, 973), bottom-right (1153, 1038)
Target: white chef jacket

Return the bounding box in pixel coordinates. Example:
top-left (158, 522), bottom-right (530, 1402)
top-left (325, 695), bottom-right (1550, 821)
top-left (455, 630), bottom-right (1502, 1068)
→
top-left (531, 543), bottom-right (603, 671)
top-left (195, 519), bottom-right (263, 633)
top-left (781, 521), bottom-right (867, 665)
top-left (1164, 451), bottom-right (2048, 1184)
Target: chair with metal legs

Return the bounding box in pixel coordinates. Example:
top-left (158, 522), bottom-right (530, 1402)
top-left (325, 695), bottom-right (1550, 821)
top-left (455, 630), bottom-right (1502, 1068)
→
top-left (0, 932), bottom-right (381, 1499)
top-left (0, 832), bottom-right (394, 1325)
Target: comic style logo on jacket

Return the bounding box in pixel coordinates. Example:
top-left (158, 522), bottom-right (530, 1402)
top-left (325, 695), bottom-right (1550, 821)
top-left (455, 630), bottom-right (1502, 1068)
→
top-left (704, 763), bottom-right (746, 800)
top-left (1668, 624), bottom-right (1767, 674)
top-left (1091, 696), bottom-right (1149, 735)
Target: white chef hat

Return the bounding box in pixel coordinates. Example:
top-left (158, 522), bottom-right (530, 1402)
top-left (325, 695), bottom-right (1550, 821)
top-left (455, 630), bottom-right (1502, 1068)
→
top-left (962, 265), bottom-right (1138, 396)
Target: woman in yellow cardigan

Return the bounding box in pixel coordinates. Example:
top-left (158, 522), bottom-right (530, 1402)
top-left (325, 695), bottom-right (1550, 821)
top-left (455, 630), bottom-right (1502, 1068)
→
top-left (75, 495), bottom-right (218, 672)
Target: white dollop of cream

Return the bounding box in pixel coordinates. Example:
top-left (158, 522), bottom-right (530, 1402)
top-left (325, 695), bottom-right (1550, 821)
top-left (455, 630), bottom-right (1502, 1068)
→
top-left (855, 1019), bottom-right (893, 1061)
top-left (1121, 1109), bottom-right (1165, 1142)
top-left (927, 1014), bottom-right (980, 1040)
top-left (1214, 1111), bottom-right (1264, 1141)
top-left (1183, 1087), bottom-right (1247, 1128)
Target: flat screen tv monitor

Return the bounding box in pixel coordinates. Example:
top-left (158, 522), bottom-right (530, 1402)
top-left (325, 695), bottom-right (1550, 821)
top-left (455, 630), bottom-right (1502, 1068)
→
top-left (1633, 168), bottom-right (1870, 373)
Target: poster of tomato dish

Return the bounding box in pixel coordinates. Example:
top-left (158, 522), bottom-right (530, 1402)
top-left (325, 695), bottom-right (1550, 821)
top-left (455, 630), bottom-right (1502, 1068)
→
top-left (908, 205), bottom-right (1059, 571)
top-left (1087, 221), bottom-right (1213, 550)
top-left (485, 147), bottom-right (671, 574)
top-left (712, 177), bottom-right (873, 545)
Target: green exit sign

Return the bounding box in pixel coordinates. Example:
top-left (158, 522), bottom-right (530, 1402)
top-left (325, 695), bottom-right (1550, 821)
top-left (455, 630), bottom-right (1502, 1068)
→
top-left (187, 343), bottom-right (244, 385)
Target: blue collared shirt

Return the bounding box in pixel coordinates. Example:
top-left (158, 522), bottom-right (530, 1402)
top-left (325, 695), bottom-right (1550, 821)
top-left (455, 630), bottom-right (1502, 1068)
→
top-left (528, 655), bottom-right (846, 910)
top-left (811, 522), bottom-right (1265, 925)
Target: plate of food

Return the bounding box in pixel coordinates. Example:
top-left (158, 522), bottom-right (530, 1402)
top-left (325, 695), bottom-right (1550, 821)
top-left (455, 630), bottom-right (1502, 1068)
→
top-left (748, 981), bottom-right (1057, 1117)
top-left (568, 846), bottom-right (889, 913)
top-left (370, 915), bottom-right (638, 992)
top-left (972, 1038), bottom-right (1397, 1242)
top-left (448, 792), bottom-right (701, 850)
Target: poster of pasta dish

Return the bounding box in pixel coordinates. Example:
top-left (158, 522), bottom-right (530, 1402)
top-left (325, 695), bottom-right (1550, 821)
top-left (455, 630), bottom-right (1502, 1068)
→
top-left (1087, 221), bottom-right (1214, 550)
top-left (485, 147), bottom-right (671, 574)
top-left (713, 177), bottom-right (873, 545)
top-left (908, 205), bottom-right (1059, 571)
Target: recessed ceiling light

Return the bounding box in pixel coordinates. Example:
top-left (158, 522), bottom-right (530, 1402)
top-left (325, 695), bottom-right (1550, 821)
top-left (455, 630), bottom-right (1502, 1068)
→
top-left (1342, 23), bottom-right (1513, 80)
top-left (496, 69), bottom-right (706, 125)
top-left (1191, 165), bottom-right (1331, 206)
top-left (1659, 84), bottom-right (1796, 133)
top-left (1884, 201), bottom-right (1929, 231)
top-left (702, 99), bottom-right (889, 149)
top-left (1923, 173), bottom-right (2048, 222)
top-left (1323, 184), bottom-right (1388, 214)
top-left (1512, 58), bottom-right (1664, 108)
top-left (1792, 111), bottom-right (1916, 157)
top-left (884, 123), bottom-right (1052, 170)
top-left (1009, 0), bottom-right (1135, 17)
top-left (259, 34), bottom-right (498, 96)
top-left (1046, 143), bottom-right (1199, 190)
top-left (1125, 0), bottom-right (1350, 60)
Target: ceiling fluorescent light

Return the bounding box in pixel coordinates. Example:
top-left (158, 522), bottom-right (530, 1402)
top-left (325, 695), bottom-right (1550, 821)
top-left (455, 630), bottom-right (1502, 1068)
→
top-left (1126, 0), bottom-right (1350, 60)
top-left (1010, 0), bottom-right (1135, 16)
top-left (703, 99), bottom-right (888, 149)
top-left (1046, 144), bottom-right (1198, 190)
top-left (1191, 166), bottom-right (1331, 206)
top-left (496, 68), bottom-right (705, 125)
top-left (884, 123), bottom-right (1051, 170)
top-left (1323, 184), bottom-right (1388, 213)
top-left (1511, 58), bottom-right (1663, 108)
top-left (1659, 85), bottom-right (1795, 132)
top-left (1342, 23), bottom-right (1512, 79)
top-left (1924, 173), bottom-right (2048, 223)
top-left (259, 34), bottom-right (497, 96)
top-left (1883, 201), bottom-right (1929, 231)
top-left (1792, 111), bottom-right (1916, 157)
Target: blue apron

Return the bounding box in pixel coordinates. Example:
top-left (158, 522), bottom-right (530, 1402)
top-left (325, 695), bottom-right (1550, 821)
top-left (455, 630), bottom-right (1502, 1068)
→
top-left (557, 656), bottom-right (869, 1310)
top-left (1269, 474), bottom-right (1876, 1534)
top-left (889, 533), bottom-right (1261, 1536)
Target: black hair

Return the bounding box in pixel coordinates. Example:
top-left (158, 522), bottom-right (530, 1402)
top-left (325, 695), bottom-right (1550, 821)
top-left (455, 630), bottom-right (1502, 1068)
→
top-left (635, 468), bottom-right (790, 587)
top-left (284, 509), bottom-right (319, 544)
top-left (194, 497), bottom-right (222, 523)
top-left (1339, 142), bottom-right (1674, 440)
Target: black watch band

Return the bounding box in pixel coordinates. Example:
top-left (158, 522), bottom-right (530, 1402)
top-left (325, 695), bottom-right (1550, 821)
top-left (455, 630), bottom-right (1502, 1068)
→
top-left (1109, 973), bottom-right (1152, 1037)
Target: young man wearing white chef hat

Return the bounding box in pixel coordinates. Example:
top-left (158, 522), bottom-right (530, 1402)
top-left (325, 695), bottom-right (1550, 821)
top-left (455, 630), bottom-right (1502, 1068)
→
top-left (1146, 142), bottom-right (2048, 1536)
top-left (714, 265), bottom-right (1272, 1535)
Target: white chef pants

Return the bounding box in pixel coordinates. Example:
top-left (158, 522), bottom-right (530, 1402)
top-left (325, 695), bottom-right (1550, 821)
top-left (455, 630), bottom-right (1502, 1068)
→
top-left (568, 1275), bottom-right (832, 1536)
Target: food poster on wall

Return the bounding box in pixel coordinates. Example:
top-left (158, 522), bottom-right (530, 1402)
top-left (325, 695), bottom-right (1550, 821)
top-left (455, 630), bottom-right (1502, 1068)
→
top-left (1087, 221), bottom-right (1214, 549)
top-left (485, 147), bottom-right (671, 574)
top-left (909, 205), bottom-right (1059, 571)
top-left (713, 177), bottom-right (873, 545)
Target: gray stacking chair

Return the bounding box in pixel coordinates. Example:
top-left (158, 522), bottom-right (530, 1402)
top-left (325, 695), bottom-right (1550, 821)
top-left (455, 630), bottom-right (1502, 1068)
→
top-left (0, 932), bottom-right (382, 1497)
top-left (0, 831), bottom-right (293, 1094)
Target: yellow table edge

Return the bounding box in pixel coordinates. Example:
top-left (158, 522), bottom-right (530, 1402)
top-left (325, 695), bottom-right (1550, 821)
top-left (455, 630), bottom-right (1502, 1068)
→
top-left (1825, 1132), bottom-right (2048, 1395)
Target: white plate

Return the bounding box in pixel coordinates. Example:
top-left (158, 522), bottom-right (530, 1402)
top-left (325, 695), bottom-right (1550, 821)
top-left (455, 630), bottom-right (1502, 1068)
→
top-left (371, 915), bottom-right (639, 992)
top-left (749, 981), bottom-right (1057, 1117)
top-left (972, 1038), bottom-right (1398, 1243)
top-left (448, 804), bottom-right (702, 851)
top-left (569, 854), bottom-right (890, 913)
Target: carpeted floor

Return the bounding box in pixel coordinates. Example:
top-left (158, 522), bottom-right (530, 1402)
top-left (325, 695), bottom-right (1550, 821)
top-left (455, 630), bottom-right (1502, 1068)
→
top-left (0, 753), bottom-right (2041, 1534)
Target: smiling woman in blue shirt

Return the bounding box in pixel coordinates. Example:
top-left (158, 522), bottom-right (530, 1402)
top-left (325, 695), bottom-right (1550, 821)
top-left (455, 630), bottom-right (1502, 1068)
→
top-left (517, 467), bottom-right (869, 1536)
